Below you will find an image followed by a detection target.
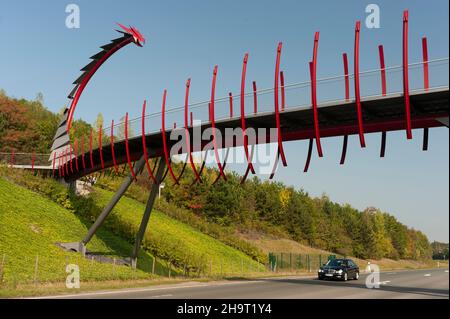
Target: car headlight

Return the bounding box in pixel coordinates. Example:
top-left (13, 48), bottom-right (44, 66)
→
top-left (337, 269), bottom-right (343, 274)
top-left (319, 269), bottom-right (323, 273)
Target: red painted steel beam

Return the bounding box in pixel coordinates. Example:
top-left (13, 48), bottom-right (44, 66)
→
top-left (343, 53), bottom-right (350, 101)
top-left (141, 100), bottom-right (157, 182)
top-left (69, 144), bottom-right (74, 173)
top-left (98, 124), bottom-right (104, 170)
top-left (311, 32), bottom-right (323, 157)
top-left (280, 71), bottom-right (286, 111)
top-left (274, 42), bottom-right (287, 166)
top-left (422, 37), bottom-right (429, 90)
top-left (81, 136), bottom-right (86, 170)
top-left (89, 130), bottom-right (94, 170)
top-left (74, 139), bottom-right (79, 172)
top-left (110, 119), bottom-right (119, 175)
top-left (422, 37), bottom-right (429, 151)
top-left (379, 45), bottom-right (387, 96)
top-left (229, 92), bottom-right (234, 118)
top-left (380, 132), bottom-right (387, 158)
top-left (379, 44), bottom-right (387, 158)
top-left (161, 90), bottom-right (180, 185)
top-left (403, 10), bottom-right (412, 140)
top-left (340, 53), bottom-right (350, 165)
top-left (210, 65), bottom-right (227, 181)
top-left (124, 112), bottom-right (137, 180)
top-left (354, 21), bottom-right (366, 148)
top-left (304, 139), bottom-right (313, 173)
top-left (252, 81), bottom-right (258, 114)
top-left (65, 147), bottom-right (69, 175)
top-left (240, 53), bottom-right (255, 175)
top-left (184, 78), bottom-right (202, 183)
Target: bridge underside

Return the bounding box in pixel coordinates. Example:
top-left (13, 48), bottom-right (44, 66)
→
top-left (66, 88), bottom-right (448, 181)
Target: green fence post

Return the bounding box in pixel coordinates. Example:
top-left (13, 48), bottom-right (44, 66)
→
top-left (289, 253), bottom-right (292, 271)
top-left (319, 255), bottom-right (322, 268)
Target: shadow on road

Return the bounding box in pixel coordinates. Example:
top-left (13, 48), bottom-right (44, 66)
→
top-left (253, 275), bottom-right (448, 298)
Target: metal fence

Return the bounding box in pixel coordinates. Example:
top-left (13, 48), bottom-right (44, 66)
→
top-left (268, 253), bottom-right (339, 272)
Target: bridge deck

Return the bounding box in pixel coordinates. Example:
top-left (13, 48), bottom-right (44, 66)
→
top-left (61, 87), bottom-right (448, 181)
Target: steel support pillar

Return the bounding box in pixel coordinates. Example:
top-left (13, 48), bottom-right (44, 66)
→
top-left (131, 159), bottom-right (166, 269)
top-left (78, 155), bottom-right (147, 255)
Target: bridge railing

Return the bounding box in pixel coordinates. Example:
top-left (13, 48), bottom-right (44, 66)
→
top-left (23, 58), bottom-right (448, 173)
top-left (0, 152), bottom-right (51, 168)
top-left (95, 58), bottom-right (449, 145)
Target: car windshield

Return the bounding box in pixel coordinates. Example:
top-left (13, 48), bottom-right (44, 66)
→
top-left (326, 259), bottom-right (346, 267)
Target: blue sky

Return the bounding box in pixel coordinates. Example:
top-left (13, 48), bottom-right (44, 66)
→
top-left (0, 0), bottom-right (448, 241)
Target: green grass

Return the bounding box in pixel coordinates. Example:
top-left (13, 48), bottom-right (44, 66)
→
top-left (92, 187), bottom-right (265, 275)
top-left (0, 177), bottom-right (164, 287)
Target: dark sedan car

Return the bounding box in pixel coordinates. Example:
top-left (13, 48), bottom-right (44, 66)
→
top-left (318, 258), bottom-right (359, 281)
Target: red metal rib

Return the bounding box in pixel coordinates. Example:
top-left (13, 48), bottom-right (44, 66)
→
top-left (343, 53), bottom-right (350, 101)
top-left (380, 132), bottom-right (387, 157)
top-left (311, 32), bottom-right (323, 157)
top-left (65, 147), bottom-right (69, 175)
top-left (210, 65), bottom-right (227, 181)
top-left (81, 136), bottom-right (86, 170)
top-left (423, 128), bottom-right (429, 151)
top-left (124, 112), bottom-right (137, 180)
top-left (98, 124), bottom-right (104, 170)
top-left (69, 144), bottom-right (73, 173)
top-left (141, 100), bottom-right (157, 183)
top-left (74, 139), bottom-right (79, 172)
top-left (379, 45), bottom-right (387, 158)
top-left (340, 135), bottom-right (348, 165)
top-left (422, 37), bottom-right (429, 151)
top-left (274, 42), bottom-right (287, 166)
top-left (422, 37), bottom-right (429, 90)
top-left (304, 139), bottom-right (313, 173)
top-left (280, 71), bottom-right (286, 111)
top-left (379, 45), bottom-right (387, 96)
top-left (403, 10), bottom-right (412, 140)
top-left (229, 92), bottom-right (234, 118)
top-left (161, 90), bottom-right (180, 185)
top-left (240, 53), bottom-right (255, 175)
top-left (340, 53), bottom-right (350, 165)
top-left (184, 79), bottom-right (202, 183)
top-left (354, 21), bottom-right (366, 147)
top-left (89, 130), bottom-right (94, 169)
top-left (110, 119), bottom-right (119, 175)
top-left (252, 81), bottom-right (258, 114)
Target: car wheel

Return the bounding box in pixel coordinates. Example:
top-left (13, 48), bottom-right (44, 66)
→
top-left (354, 272), bottom-right (359, 280)
top-left (318, 276), bottom-right (323, 280)
top-left (343, 272), bottom-right (348, 281)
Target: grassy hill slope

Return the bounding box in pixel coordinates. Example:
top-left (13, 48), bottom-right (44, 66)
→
top-left (91, 187), bottom-right (265, 275)
top-left (0, 178), bottom-right (156, 287)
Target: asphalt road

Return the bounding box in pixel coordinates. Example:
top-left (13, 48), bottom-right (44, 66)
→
top-left (35, 268), bottom-right (448, 299)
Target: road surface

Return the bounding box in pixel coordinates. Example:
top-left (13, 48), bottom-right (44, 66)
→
top-left (34, 268), bottom-right (448, 299)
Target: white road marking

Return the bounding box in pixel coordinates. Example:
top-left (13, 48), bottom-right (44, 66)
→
top-left (424, 274), bottom-right (432, 277)
top-left (445, 270), bottom-right (449, 273)
top-left (386, 272), bottom-right (397, 275)
top-left (149, 294), bottom-right (173, 298)
top-left (376, 280), bottom-right (391, 285)
top-left (27, 280), bottom-right (264, 299)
